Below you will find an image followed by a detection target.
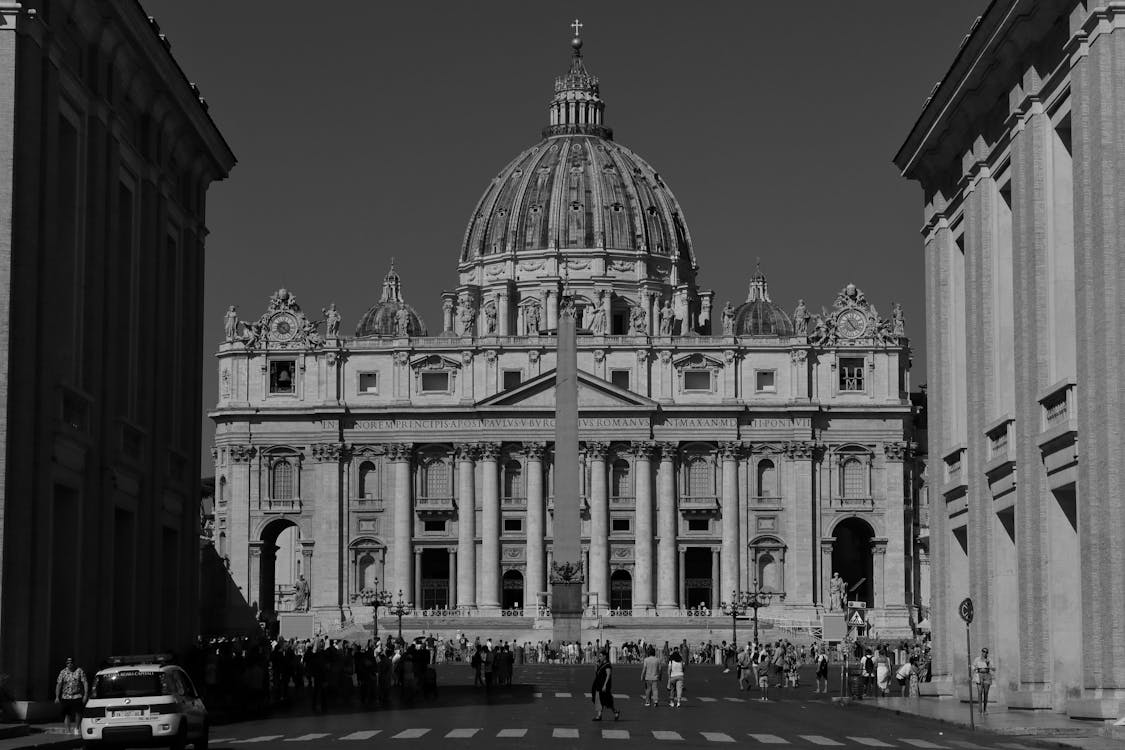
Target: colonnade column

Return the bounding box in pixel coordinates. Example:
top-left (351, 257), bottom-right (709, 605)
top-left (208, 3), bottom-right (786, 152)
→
top-left (587, 442), bottom-right (609, 614)
top-left (788, 441), bottom-right (817, 605)
top-left (388, 443), bottom-right (414, 599)
top-left (455, 443), bottom-right (477, 609)
top-left (448, 549), bottom-right (457, 608)
top-left (413, 548), bottom-right (423, 606)
top-left (711, 548), bottom-right (721, 610)
top-left (719, 442), bottom-right (741, 600)
top-left (632, 443), bottom-right (655, 612)
top-left (479, 443), bottom-right (501, 610)
top-left (656, 443), bottom-right (678, 611)
top-left (525, 443), bottom-right (547, 607)
top-left (872, 541), bottom-right (887, 609)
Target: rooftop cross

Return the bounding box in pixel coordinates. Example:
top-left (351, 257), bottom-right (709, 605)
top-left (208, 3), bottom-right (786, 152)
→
top-left (571, 18), bottom-right (583, 37)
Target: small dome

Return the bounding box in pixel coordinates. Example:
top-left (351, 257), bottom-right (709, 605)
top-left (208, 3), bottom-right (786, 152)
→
top-left (355, 263), bottom-right (429, 338)
top-left (732, 266), bottom-right (794, 337)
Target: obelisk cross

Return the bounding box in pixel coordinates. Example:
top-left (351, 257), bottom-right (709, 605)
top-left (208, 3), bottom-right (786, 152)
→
top-left (571, 18), bottom-right (583, 37)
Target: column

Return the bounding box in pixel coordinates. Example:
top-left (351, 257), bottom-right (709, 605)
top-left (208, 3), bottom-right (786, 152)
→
top-left (413, 548), bottom-right (423, 606)
top-left (449, 549), bottom-right (457, 608)
top-left (498, 291), bottom-right (510, 335)
top-left (880, 445), bottom-right (907, 611)
top-left (657, 443), bottom-right (678, 610)
top-left (525, 443), bottom-right (547, 606)
top-left (389, 443), bottom-right (413, 599)
top-left (678, 547), bottom-right (687, 609)
top-left (455, 443), bottom-right (477, 609)
top-left (719, 442), bottom-right (740, 600)
top-left (546, 289), bottom-right (558, 331)
top-left (301, 542), bottom-right (315, 607)
top-left (228, 446), bottom-right (255, 601)
top-left (820, 540), bottom-right (834, 608)
top-left (602, 290), bottom-right (613, 334)
top-left (632, 443), bottom-right (655, 611)
top-left (587, 442), bottom-right (609, 614)
top-left (789, 442), bottom-right (816, 605)
top-left (248, 542), bottom-right (263, 613)
top-left (710, 548), bottom-right (720, 610)
top-left (479, 443), bottom-right (501, 609)
top-left (872, 541), bottom-right (887, 609)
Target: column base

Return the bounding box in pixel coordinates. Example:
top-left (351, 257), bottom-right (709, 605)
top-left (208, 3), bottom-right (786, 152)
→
top-left (1006, 688), bottom-right (1058, 710)
top-left (1068, 690), bottom-right (1125, 720)
top-left (917, 675), bottom-right (954, 697)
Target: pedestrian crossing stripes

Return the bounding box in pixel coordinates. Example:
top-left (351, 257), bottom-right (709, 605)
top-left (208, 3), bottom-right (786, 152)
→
top-left (212, 730), bottom-right (1001, 746)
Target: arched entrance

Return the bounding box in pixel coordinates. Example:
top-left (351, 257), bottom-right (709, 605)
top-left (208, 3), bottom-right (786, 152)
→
top-left (260, 518), bottom-right (302, 613)
top-left (832, 517), bottom-right (875, 606)
top-left (502, 569), bottom-right (524, 610)
top-left (610, 570), bottom-right (633, 612)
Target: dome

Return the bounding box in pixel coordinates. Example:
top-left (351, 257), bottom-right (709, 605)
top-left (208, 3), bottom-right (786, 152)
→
top-left (459, 35), bottom-right (696, 275)
top-left (355, 263), bottom-right (429, 338)
top-left (732, 268), bottom-right (794, 337)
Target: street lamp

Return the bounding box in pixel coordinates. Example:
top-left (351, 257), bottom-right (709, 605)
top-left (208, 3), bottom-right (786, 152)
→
top-left (358, 583), bottom-right (393, 639)
top-left (387, 589), bottom-right (413, 644)
top-left (722, 586), bottom-right (775, 649)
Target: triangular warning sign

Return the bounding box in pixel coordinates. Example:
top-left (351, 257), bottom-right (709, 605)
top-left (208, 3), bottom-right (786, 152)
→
top-left (848, 611), bottom-right (865, 625)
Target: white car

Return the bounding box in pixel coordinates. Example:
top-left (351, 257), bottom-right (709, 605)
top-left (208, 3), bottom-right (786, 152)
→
top-left (79, 655), bottom-right (208, 749)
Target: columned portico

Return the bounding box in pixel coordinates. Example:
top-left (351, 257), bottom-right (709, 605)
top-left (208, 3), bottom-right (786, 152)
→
top-left (479, 443), bottom-right (502, 609)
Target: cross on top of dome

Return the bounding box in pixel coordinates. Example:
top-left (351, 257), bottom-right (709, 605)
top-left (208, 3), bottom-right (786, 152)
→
top-left (545, 21), bottom-right (611, 139)
top-left (571, 18), bottom-right (583, 37)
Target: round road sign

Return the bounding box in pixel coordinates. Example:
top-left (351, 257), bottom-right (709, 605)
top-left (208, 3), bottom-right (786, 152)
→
top-left (958, 597), bottom-right (974, 624)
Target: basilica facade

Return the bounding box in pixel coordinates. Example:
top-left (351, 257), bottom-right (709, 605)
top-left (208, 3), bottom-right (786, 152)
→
top-left (211, 34), bottom-right (922, 636)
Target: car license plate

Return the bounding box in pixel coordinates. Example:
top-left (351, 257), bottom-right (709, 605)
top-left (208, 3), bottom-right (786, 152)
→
top-left (112, 709), bottom-right (143, 718)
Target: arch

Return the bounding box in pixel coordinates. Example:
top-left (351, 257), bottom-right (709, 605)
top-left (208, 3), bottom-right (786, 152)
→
top-left (756, 459), bottom-right (777, 497)
top-left (358, 461), bottom-right (378, 499)
top-left (831, 516), bottom-right (875, 606)
top-left (610, 569), bottom-right (633, 611)
top-left (501, 569), bottom-right (524, 610)
top-left (611, 458), bottom-right (631, 499)
top-left (258, 517), bottom-right (302, 614)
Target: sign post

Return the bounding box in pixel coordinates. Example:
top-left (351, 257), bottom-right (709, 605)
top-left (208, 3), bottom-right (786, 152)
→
top-left (959, 597), bottom-right (975, 731)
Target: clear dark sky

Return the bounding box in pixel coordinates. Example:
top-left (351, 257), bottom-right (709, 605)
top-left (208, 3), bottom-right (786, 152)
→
top-left (137, 1), bottom-right (985, 456)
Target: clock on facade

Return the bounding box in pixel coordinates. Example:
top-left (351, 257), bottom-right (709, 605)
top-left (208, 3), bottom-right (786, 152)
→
top-left (270, 313), bottom-right (298, 342)
top-left (836, 309), bottom-right (867, 339)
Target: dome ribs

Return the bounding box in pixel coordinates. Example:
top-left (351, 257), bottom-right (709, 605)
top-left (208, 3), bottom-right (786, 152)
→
top-left (505, 146), bottom-right (545, 254)
top-left (547, 138), bottom-right (572, 251)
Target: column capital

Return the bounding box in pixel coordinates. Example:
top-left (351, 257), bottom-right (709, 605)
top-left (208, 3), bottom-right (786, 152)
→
top-left (584, 441), bottom-right (609, 460)
top-left (386, 443), bottom-right (414, 462)
top-left (631, 441), bottom-right (657, 461)
top-left (785, 440), bottom-right (822, 460)
top-left (656, 441), bottom-right (678, 461)
top-left (229, 444), bottom-right (257, 463)
top-left (455, 443), bottom-right (478, 462)
top-left (311, 442), bottom-right (349, 463)
top-left (524, 441), bottom-right (548, 461)
top-left (478, 442), bottom-right (502, 462)
top-left (883, 441), bottom-right (913, 462)
top-left (719, 441), bottom-right (743, 460)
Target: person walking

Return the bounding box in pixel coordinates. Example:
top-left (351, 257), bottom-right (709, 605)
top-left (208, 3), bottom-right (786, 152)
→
top-left (895, 657), bottom-right (917, 697)
top-left (737, 645), bottom-right (754, 691)
top-left (591, 652), bottom-right (619, 721)
top-left (667, 648), bottom-right (685, 708)
top-left (875, 646), bottom-right (891, 697)
top-left (640, 645), bottom-right (661, 706)
top-left (861, 649), bottom-right (877, 694)
top-left (814, 647), bottom-right (830, 694)
top-left (55, 657), bottom-right (87, 735)
top-left (972, 648), bottom-right (993, 713)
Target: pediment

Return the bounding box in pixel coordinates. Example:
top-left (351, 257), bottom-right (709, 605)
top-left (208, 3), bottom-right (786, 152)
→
top-left (477, 369), bottom-right (658, 410)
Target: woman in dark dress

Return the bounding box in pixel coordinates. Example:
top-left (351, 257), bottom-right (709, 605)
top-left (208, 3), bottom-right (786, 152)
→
top-left (590, 652), bottom-right (619, 721)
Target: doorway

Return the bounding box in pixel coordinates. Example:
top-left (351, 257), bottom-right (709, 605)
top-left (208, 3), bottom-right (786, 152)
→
top-left (832, 518), bottom-right (875, 606)
top-left (610, 569), bottom-right (633, 611)
top-left (684, 547), bottom-right (714, 609)
top-left (420, 548), bottom-right (450, 609)
top-left (502, 569), bottom-right (524, 610)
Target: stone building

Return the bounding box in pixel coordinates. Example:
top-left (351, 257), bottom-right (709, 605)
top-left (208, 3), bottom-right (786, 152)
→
top-left (0, 1), bottom-right (234, 707)
top-left (212, 34), bottom-right (921, 638)
top-left (895, 0), bottom-right (1123, 718)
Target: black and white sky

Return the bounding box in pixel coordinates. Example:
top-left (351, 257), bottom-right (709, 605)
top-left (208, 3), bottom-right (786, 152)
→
top-left (137, 1), bottom-right (986, 451)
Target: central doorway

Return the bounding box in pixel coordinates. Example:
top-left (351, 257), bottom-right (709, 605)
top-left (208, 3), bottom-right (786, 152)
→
top-left (502, 570), bottom-right (524, 610)
top-left (610, 570), bottom-right (633, 611)
top-left (420, 548), bottom-right (450, 609)
top-left (832, 518), bottom-right (875, 606)
top-left (684, 547), bottom-right (714, 609)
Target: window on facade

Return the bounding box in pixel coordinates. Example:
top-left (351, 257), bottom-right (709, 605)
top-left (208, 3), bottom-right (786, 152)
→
top-left (611, 517), bottom-right (631, 532)
top-left (683, 370), bottom-right (712, 391)
top-left (359, 461), bottom-right (378, 499)
top-left (756, 460), bottom-right (777, 497)
top-left (423, 520), bottom-right (446, 533)
top-left (503, 460), bottom-right (523, 499)
top-left (687, 518), bottom-right (710, 532)
top-left (218, 476), bottom-right (227, 505)
top-left (421, 459), bottom-right (451, 498)
top-left (685, 456), bottom-right (714, 497)
top-left (755, 370), bottom-right (776, 392)
top-left (758, 552), bottom-right (779, 592)
top-left (611, 370), bottom-right (630, 390)
top-left (271, 460), bottom-right (294, 499)
top-left (839, 357), bottom-right (865, 392)
top-left (841, 458), bottom-right (866, 497)
top-left (503, 518), bottom-right (523, 533)
top-left (421, 371), bottom-right (450, 392)
top-left (503, 370), bottom-right (522, 390)
top-left (269, 361), bottom-right (295, 394)
top-left (611, 459), bottom-right (631, 499)
top-left (358, 373), bottom-right (378, 394)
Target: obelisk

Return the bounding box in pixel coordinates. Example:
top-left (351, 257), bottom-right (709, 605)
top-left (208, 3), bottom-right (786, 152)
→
top-left (551, 296), bottom-right (583, 644)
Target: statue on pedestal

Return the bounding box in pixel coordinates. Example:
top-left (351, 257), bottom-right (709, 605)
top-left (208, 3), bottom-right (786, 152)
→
top-left (721, 301), bottom-right (735, 335)
top-left (223, 306), bottom-right (239, 341)
top-left (630, 305), bottom-right (647, 335)
top-left (794, 299), bottom-right (809, 336)
top-left (294, 574), bottom-right (310, 612)
top-left (323, 303), bottom-right (341, 338)
top-left (484, 301), bottom-right (498, 334)
top-left (829, 571), bottom-right (847, 612)
top-left (659, 300), bottom-right (674, 335)
top-left (588, 292), bottom-right (607, 334)
top-left (524, 302), bottom-right (542, 334)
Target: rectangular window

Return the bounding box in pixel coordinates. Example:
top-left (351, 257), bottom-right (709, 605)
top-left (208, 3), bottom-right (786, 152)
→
top-left (687, 518), bottom-right (710, 532)
top-left (503, 370), bottom-right (522, 390)
top-left (358, 372), bottom-right (378, 394)
top-left (755, 370), bottom-right (776, 392)
top-left (611, 517), bottom-right (631, 533)
top-left (269, 360), bottom-right (296, 394)
top-left (423, 520), bottom-right (446, 533)
top-left (420, 371), bottom-right (450, 392)
top-left (839, 357), bottom-right (865, 392)
top-left (610, 370), bottom-right (630, 390)
top-left (683, 370), bottom-right (711, 391)
top-left (503, 518), bottom-right (523, 533)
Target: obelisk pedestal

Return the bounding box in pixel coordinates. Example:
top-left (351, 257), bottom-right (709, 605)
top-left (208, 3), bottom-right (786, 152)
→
top-left (551, 299), bottom-right (583, 644)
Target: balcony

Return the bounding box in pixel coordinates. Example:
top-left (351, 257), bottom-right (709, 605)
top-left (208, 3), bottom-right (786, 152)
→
top-left (941, 444), bottom-right (967, 500)
top-left (678, 495), bottom-right (719, 515)
top-left (262, 498), bottom-right (301, 513)
top-left (752, 495), bottom-right (782, 509)
top-left (1038, 379), bottom-right (1077, 491)
top-left (415, 496), bottom-right (455, 516)
top-left (984, 415), bottom-right (1015, 503)
top-left (501, 497), bottom-right (527, 508)
top-left (834, 495), bottom-right (873, 511)
top-left (352, 497), bottom-right (385, 511)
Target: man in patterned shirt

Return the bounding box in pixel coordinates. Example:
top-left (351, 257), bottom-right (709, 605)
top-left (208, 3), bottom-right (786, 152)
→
top-left (55, 657), bottom-right (87, 735)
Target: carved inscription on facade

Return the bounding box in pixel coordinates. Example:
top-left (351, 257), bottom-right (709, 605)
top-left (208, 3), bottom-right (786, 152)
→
top-left (741, 417), bottom-right (812, 429)
top-left (338, 417), bottom-right (650, 432)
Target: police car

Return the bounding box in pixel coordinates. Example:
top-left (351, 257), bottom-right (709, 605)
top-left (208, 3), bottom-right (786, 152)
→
top-left (79, 654), bottom-right (208, 749)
